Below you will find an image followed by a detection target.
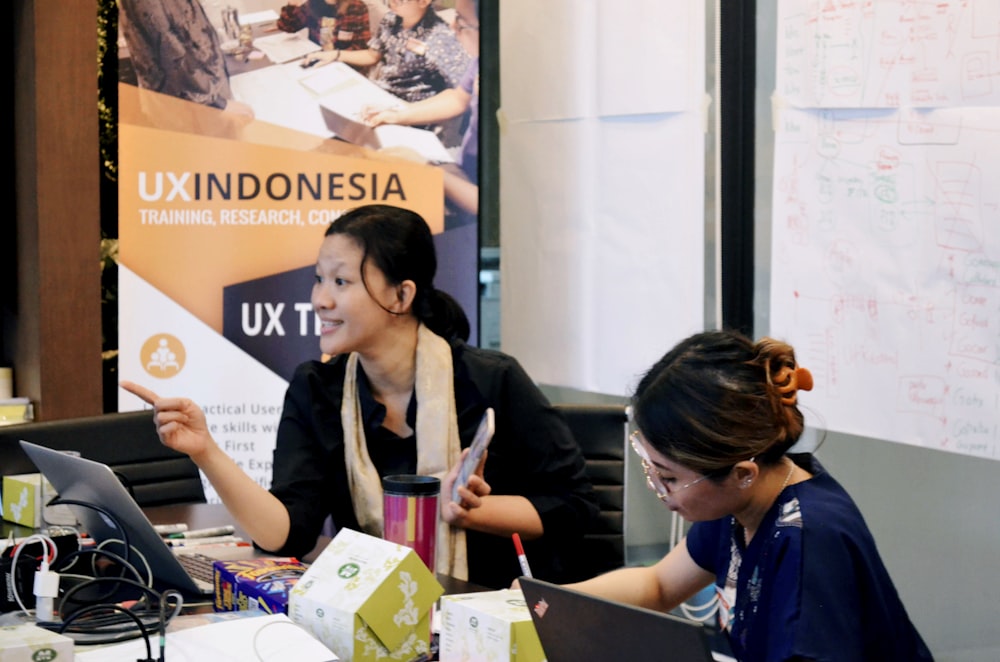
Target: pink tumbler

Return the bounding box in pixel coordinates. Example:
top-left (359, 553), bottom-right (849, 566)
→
top-left (382, 474), bottom-right (440, 572)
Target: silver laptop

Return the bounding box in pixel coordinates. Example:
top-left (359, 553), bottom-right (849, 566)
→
top-left (20, 440), bottom-right (253, 595)
top-left (519, 576), bottom-right (720, 662)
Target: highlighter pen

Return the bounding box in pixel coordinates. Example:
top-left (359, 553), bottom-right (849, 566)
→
top-left (153, 523), bottom-right (188, 536)
top-left (166, 535), bottom-right (244, 547)
top-left (512, 532), bottom-right (533, 578)
top-left (169, 525), bottom-right (235, 539)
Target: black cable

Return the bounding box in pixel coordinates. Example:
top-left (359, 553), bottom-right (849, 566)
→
top-left (48, 497), bottom-right (133, 566)
top-left (56, 602), bottom-right (153, 657)
top-left (158, 589), bottom-right (183, 662)
top-left (33, 496), bottom-right (181, 660)
top-left (55, 546), bottom-right (148, 584)
top-left (36, 575), bottom-right (181, 658)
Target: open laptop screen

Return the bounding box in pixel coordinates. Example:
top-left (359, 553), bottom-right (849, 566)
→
top-left (20, 440), bottom-right (209, 595)
top-left (519, 576), bottom-right (718, 662)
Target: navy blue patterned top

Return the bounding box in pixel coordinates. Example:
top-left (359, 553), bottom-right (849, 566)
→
top-left (687, 455), bottom-right (933, 661)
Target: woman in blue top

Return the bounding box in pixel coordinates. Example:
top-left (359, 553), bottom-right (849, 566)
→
top-left (567, 330), bottom-right (932, 661)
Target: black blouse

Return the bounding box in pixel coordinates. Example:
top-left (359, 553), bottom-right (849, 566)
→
top-left (268, 338), bottom-right (598, 589)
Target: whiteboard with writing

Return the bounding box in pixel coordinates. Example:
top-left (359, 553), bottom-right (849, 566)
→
top-left (777, 0), bottom-right (1000, 108)
top-left (770, 1), bottom-right (1000, 460)
top-left (770, 106), bottom-right (1000, 458)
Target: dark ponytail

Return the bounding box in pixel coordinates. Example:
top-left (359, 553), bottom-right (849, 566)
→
top-left (424, 289), bottom-right (470, 342)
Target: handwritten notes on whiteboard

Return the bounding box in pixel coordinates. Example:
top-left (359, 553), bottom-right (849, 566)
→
top-left (771, 1), bottom-right (1000, 459)
top-left (777, 0), bottom-right (1000, 108)
top-left (771, 107), bottom-right (1000, 457)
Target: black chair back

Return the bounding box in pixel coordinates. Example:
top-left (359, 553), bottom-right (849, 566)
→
top-left (0, 410), bottom-right (205, 507)
top-left (554, 403), bottom-right (628, 581)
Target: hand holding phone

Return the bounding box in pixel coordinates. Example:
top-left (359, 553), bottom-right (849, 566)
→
top-left (451, 408), bottom-right (495, 503)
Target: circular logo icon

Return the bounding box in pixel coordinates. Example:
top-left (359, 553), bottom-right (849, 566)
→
top-left (338, 563), bottom-right (360, 579)
top-left (141, 334), bottom-right (186, 379)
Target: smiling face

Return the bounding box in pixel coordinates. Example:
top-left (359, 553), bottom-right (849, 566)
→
top-left (310, 233), bottom-right (408, 358)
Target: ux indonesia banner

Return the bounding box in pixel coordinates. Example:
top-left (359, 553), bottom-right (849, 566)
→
top-left (115, 4), bottom-right (480, 500)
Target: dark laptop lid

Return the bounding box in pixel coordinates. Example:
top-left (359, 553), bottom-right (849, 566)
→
top-left (19, 440), bottom-right (203, 595)
top-left (519, 576), bottom-right (717, 662)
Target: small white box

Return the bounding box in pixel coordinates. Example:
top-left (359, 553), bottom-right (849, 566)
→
top-left (439, 589), bottom-right (545, 662)
top-left (0, 624), bottom-right (74, 662)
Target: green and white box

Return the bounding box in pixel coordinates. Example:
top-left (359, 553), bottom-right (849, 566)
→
top-left (439, 589), bottom-right (545, 662)
top-left (3, 474), bottom-right (43, 527)
top-left (1, 473), bottom-right (75, 528)
top-left (0, 624), bottom-right (74, 662)
top-left (288, 528), bottom-right (444, 662)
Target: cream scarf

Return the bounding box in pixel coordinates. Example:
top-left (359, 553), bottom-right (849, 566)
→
top-left (341, 323), bottom-right (469, 579)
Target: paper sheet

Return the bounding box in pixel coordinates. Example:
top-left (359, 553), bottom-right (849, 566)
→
top-left (770, 106), bottom-right (1000, 457)
top-left (253, 29), bottom-right (321, 64)
top-left (75, 612), bottom-right (338, 662)
top-left (776, 0), bottom-right (1000, 108)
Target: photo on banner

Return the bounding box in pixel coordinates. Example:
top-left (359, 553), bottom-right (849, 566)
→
top-left (115, 0), bottom-right (482, 500)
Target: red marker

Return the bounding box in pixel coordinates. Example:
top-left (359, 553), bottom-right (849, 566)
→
top-left (512, 532), bottom-right (533, 578)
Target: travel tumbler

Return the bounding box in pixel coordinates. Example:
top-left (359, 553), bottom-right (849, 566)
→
top-left (382, 474), bottom-right (440, 572)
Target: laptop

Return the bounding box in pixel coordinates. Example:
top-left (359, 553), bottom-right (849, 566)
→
top-left (519, 576), bottom-right (720, 662)
top-left (20, 440), bottom-right (254, 596)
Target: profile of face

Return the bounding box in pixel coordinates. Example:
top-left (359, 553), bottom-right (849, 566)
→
top-left (451, 0), bottom-right (480, 58)
top-left (310, 233), bottom-right (412, 357)
top-left (631, 431), bottom-right (740, 522)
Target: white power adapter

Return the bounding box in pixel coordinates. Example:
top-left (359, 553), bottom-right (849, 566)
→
top-left (32, 560), bottom-right (60, 623)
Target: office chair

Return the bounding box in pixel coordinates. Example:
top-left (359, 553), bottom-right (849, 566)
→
top-left (0, 410), bottom-right (205, 507)
top-left (554, 403), bottom-right (629, 582)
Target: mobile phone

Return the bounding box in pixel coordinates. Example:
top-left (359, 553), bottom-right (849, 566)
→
top-left (452, 407), bottom-right (495, 503)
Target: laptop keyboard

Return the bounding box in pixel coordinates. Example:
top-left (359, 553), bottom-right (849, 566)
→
top-left (176, 552), bottom-right (217, 584)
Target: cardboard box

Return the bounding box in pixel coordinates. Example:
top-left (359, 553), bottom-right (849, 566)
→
top-left (1, 473), bottom-right (75, 528)
top-left (213, 557), bottom-right (307, 614)
top-left (288, 528), bottom-right (444, 662)
top-left (2, 474), bottom-right (41, 527)
top-left (439, 589), bottom-right (545, 662)
top-left (0, 398), bottom-right (33, 426)
top-left (0, 624), bottom-right (74, 662)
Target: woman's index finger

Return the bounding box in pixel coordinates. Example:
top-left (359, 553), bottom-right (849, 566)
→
top-left (119, 380), bottom-right (159, 405)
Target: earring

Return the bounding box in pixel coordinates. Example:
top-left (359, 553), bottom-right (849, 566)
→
top-left (741, 479), bottom-right (753, 489)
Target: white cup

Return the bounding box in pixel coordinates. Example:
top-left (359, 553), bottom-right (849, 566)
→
top-left (0, 367), bottom-right (12, 399)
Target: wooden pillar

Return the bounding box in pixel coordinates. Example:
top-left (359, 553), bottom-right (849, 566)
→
top-left (13, 0), bottom-right (103, 419)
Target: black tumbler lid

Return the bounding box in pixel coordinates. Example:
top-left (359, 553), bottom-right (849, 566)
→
top-left (382, 474), bottom-right (440, 496)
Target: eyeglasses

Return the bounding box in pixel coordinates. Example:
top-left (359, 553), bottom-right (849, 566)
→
top-left (629, 431), bottom-right (712, 501)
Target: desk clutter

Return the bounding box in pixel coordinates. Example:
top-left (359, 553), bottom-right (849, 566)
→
top-left (2, 525), bottom-right (457, 662)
